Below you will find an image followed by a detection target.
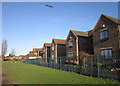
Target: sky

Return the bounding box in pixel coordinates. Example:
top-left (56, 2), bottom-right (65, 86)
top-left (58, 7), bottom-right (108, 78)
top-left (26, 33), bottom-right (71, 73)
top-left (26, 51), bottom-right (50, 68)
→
top-left (2, 2), bottom-right (118, 56)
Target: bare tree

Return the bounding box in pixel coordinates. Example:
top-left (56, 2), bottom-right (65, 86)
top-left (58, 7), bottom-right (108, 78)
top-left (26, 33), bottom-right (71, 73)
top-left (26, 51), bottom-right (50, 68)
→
top-left (11, 49), bottom-right (15, 57)
top-left (1, 40), bottom-right (7, 60)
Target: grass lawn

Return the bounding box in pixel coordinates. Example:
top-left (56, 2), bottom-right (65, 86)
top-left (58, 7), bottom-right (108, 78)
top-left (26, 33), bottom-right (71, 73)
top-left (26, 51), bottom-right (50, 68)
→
top-left (3, 61), bottom-right (120, 84)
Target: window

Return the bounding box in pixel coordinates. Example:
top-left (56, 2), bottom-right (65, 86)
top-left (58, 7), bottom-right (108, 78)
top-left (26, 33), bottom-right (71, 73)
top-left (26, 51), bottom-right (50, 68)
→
top-left (52, 44), bottom-right (54, 50)
top-left (39, 51), bottom-right (43, 56)
top-left (101, 49), bottom-right (112, 58)
top-left (100, 30), bottom-right (108, 39)
top-left (52, 54), bottom-right (54, 59)
top-left (69, 40), bottom-right (73, 47)
top-left (68, 52), bottom-right (74, 57)
top-left (43, 47), bottom-right (46, 52)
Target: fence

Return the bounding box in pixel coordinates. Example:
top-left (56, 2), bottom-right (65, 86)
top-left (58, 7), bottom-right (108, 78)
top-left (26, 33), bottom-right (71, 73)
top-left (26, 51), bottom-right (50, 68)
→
top-left (24, 56), bottom-right (120, 81)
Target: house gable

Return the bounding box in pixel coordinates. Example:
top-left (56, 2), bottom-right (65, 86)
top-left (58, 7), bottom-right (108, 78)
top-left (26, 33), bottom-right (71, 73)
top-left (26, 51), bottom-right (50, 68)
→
top-left (94, 14), bottom-right (119, 31)
top-left (66, 30), bottom-right (77, 41)
top-left (51, 39), bottom-right (66, 58)
top-left (66, 30), bottom-right (89, 60)
top-left (43, 43), bottom-right (51, 58)
top-left (93, 14), bottom-right (120, 56)
top-left (66, 30), bottom-right (77, 58)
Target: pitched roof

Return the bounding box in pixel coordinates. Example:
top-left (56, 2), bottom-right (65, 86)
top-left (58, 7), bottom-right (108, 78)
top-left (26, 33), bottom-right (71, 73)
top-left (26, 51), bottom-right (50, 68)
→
top-left (53, 39), bottom-right (66, 44)
top-left (102, 14), bottom-right (120, 24)
top-left (28, 53), bottom-right (37, 57)
top-left (19, 55), bottom-right (26, 57)
top-left (44, 43), bottom-right (51, 47)
top-left (70, 30), bottom-right (88, 37)
top-left (29, 51), bottom-right (37, 57)
top-left (33, 48), bottom-right (43, 51)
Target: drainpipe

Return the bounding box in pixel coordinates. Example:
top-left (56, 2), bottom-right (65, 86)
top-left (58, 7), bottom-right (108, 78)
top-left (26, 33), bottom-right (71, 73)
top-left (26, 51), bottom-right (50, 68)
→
top-left (118, 25), bottom-right (120, 50)
top-left (76, 37), bottom-right (79, 64)
top-left (46, 47), bottom-right (47, 62)
top-left (97, 55), bottom-right (100, 78)
top-left (55, 44), bottom-right (57, 63)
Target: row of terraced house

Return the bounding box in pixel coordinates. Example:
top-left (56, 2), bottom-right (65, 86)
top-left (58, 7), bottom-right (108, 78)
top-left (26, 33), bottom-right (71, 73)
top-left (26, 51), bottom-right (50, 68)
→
top-left (20, 14), bottom-right (120, 65)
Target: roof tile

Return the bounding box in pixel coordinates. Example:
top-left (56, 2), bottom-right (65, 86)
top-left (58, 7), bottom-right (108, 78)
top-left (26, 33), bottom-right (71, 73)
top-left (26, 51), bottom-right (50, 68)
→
top-left (44, 43), bottom-right (51, 47)
top-left (33, 48), bottom-right (43, 51)
top-left (53, 39), bottom-right (66, 44)
top-left (70, 30), bottom-right (88, 37)
top-left (102, 14), bottom-right (120, 24)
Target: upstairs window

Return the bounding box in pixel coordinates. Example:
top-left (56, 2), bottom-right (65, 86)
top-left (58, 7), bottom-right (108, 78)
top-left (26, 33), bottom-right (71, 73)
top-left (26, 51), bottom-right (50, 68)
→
top-left (43, 47), bottom-right (46, 53)
top-left (100, 30), bottom-right (108, 39)
top-left (69, 40), bottom-right (73, 47)
top-left (101, 49), bottom-right (112, 58)
top-left (52, 44), bottom-right (54, 50)
top-left (39, 51), bottom-right (43, 56)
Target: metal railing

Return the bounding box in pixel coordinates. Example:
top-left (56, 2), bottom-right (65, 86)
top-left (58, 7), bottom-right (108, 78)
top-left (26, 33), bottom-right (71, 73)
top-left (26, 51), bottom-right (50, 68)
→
top-left (24, 56), bottom-right (120, 81)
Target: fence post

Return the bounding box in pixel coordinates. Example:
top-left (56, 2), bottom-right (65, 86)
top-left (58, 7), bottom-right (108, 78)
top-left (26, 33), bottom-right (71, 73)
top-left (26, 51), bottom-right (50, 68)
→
top-left (59, 57), bottom-right (61, 69)
top-left (44, 58), bottom-right (45, 67)
top-left (97, 55), bottom-right (100, 78)
top-left (53, 58), bottom-right (55, 68)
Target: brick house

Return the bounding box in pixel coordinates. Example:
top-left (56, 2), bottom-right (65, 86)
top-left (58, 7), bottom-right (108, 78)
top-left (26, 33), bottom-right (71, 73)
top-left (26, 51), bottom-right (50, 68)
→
top-left (28, 51), bottom-right (37, 57)
top-left (43, 43), bottom-right (51, 58)
top-left (19, 55), bottom-right (27, 59)
top-left (50, 39), bottom-right (66, 59)
top-left (33, 48), bottom-right (43, 57)
top-left (66, 30), bottom-right (94, 62)
top-left (93, 14), bottom-right (120, 58)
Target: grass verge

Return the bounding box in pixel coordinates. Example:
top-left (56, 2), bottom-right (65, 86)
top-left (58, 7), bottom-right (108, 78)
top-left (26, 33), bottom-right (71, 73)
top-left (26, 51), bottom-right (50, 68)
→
top-left (3, 61), bottom-right (120, 84)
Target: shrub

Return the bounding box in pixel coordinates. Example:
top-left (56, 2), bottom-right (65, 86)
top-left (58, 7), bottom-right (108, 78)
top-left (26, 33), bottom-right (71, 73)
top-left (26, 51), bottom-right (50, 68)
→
top-left (79, 51), bottom-right (92, 71)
